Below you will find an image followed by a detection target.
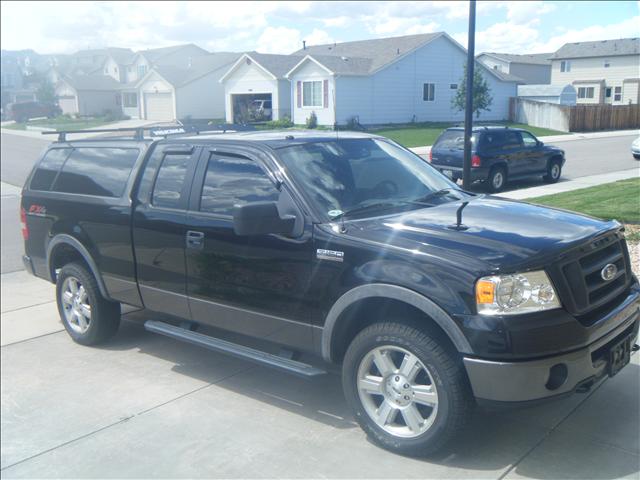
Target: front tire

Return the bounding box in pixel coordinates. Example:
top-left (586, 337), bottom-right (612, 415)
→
top-left (56, 263), bottom-right (121, 345)
top-left (543, 158), bottom-right (562, 183)
top-left (342, 322), bottom-right (474, 456)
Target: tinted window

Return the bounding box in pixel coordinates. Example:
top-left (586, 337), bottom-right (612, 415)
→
top-left (30, 148), bottom-right (71, 191)
top-left (200, 154), bottom-right (279, 216)
top-left (503, 131), bottom-right (522, 148)
top-left (520, 131), bottom-right (537, 147)
top-left (479, 132), bottom-right (505, 151)
top-left (152, 153), bottom-right (192, 209)
top-left (52, 147), bottom-right (138, 197)
top-left (434, 130), bottom-right (478, 150)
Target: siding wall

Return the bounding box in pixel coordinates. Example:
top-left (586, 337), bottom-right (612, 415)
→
top-left (77, 90), bottom-right (120, 116)
top-left (550, 55), bottom-right (640, 104)
top-left (289, 61), bottom-right (335, 125)
top-left (176, 70), bottom-right (227, 119)
top-left (103, 57), bottom-right (122, 82)
top-left (477, 55), bottom-right (509, 73)
top-left (333, 35), bottom-right (517, 125)
top-left (509, 63), bottom-right (551, 84)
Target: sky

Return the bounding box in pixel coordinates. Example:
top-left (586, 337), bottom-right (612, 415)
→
top-left (1, 1), bottom-right (639, 56)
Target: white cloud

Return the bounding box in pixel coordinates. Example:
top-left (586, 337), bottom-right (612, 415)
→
top-left (256, 26), bottom-right (302, 54)
top-left (322, 16), bottom-right (350, 28)
top-left (506, 1), bottom-right (556, 24)
top-left (304, 28), bottom-right (334, 47)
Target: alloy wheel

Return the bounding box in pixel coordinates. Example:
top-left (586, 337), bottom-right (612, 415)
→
top-left (61, 276), bottom-right (92, 334)
top-left (357, 345), bottom-right (439, 438)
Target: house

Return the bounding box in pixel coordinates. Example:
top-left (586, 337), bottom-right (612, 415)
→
top-left (219, 52), bottom-right (302, 123)
top-left (549, 37), bottom-right (640, 104)
top-left (477, 52), bottom-right (552, 84)
top-left (283, 32), bottom-right (521, 126)
top-left (1, 51), bottom-right (38, 104)
top-left (128, 52), bottom-right (241, 121)
top-left (125, 44), bottom-right (209, 84)
top-left (55, 75), bottom-right (121, 116)
top-left (517, 84), bottom-right (577, 105)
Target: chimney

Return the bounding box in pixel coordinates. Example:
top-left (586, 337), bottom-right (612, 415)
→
top-left (303, 40), bottom-right (306, 50)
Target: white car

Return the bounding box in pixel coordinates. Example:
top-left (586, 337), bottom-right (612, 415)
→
top-left (632, 136), bottom-right (640, 159)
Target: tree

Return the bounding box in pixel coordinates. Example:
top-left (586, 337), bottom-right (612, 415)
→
top-left (451, 63), bottom-right (493, 119)
top-left (36, 79), bottom-right (56, 104)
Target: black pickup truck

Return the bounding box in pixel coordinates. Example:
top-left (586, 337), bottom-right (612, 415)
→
top-left (21, 129), bottom-right (639, 456)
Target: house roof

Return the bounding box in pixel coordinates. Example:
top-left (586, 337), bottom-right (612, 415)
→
top-left (220, 52), bottom-right (304, 81)
top-left (517, 84), bottom-right (576, 97)
top-left (138, 43), bottom-right (209, 65)
top-left (105, 47), bottom-right (136, 65)
top-left (60, 74), bottom-right (121, 91)
top-left (142, 52), bottom-right (242, 88)
top-left (478, 52), bottom-right (552, 65)
top-left (485, 67), bottom-right (524, 83)
top-left (292, 32), bottom-right (442, 74)
top-left (550, 38), bottom-right (640, 59)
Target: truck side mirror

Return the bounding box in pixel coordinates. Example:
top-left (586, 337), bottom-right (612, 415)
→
top-left (233, 201), bottom-right (296, 236)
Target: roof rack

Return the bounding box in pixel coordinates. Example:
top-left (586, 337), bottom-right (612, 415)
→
top-left (41, 123), bottom-right (256, 142)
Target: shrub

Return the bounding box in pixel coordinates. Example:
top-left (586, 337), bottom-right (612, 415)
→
top-left (306, 111), bottom-right (318, 129)
top-left (264, 115), bottom-right (293, 129)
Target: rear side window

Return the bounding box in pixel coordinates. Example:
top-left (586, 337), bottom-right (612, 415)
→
top-left (52, 147), bottom-right (139, 197)
top-left (152, 153), bottom-right (191, 209)
top-left (434, 130), bottom-right (478, 150)
top-left (30, 148), bottom-right (72, 191)
top-left (199, 154), bottom-right (279, 216)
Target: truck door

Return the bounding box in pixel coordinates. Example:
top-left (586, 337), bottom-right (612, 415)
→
top-left (518, 131), bottom-right (546, 174)
top-left (183, 148), bottom-right (316, 351)
top-left (132, 144), bottom-right (199, 319)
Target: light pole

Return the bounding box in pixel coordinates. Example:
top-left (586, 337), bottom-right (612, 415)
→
top-left (462, 0), bottom-right (476, 190)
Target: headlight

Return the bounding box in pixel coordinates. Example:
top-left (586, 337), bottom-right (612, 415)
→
top-left (475, 270), bottom-right (561, 315)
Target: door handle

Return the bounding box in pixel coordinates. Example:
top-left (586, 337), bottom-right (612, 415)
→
top-left (186, 230), bottom-right (205, 249)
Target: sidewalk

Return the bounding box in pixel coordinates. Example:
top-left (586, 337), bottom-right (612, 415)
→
top-left (499, 168), bottom-right (640, 200)
top-left (409, 128), bottom-right (640, 156)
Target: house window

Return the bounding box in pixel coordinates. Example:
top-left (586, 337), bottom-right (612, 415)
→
top-left (449, 84), bottom-right (458, 90)
top-left (137, 64), bottom-right (147, 78)
top-left (605, 87), bottom-right (612, 98)
top-left (614, 86), bottom-right (622, 102)
top-left (123, 92), bottom-right (138, 108)
top-left (423, 83), bottom-right (435, 102)
top-left (560, 60), bottom-right (571, 72)
top-left (577, 87), bottom-right (595, 99)
top-left (302, 81), bottom-right (322, 107)
top-left (604, 59), bottom-right (610, 68)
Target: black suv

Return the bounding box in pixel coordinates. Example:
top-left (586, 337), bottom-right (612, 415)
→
top-left (429, 126), bottom-right (565, 192)
top-left (21, 129), bottom-right (638, 456)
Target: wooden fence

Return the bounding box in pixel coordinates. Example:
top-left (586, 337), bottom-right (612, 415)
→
top-left (569, 104), bottom-right (640, 132)
top-left (510, 98), bottom-right (640, 132)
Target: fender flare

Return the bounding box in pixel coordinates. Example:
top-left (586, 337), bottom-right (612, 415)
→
top-left (47, 234), bottom-right (112, 300)
top-left (321, 283), bottom-right (472, 362)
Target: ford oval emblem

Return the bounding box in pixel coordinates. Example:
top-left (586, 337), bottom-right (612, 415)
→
top-left (600, 263), bottom-right (618, 281)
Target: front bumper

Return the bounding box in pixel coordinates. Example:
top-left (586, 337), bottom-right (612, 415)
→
top-left (463, 288), bottom-right (640, 403)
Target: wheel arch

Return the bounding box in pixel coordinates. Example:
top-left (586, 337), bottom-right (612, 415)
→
top-left (321, 284), bottom-right (472, 363)
top-left (47, 234), bottom-right (112, 300)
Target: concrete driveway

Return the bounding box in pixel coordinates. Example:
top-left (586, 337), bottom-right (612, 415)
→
top-left (1, 271), bottom-right (638, 478)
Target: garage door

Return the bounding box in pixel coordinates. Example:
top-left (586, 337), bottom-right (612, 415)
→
top-left (58, 96), bottom-right (77, 115)
top-left (144, 92), bottom-right (174, 121)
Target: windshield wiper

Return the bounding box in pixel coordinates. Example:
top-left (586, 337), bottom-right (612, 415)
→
top-left (330, 200), bottom-right (421, 221)
top-left (413, 188), bottom-right (462, 204)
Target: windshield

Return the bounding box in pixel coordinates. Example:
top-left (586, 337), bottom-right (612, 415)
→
top-left (277, 138), bottom-right (464, 221)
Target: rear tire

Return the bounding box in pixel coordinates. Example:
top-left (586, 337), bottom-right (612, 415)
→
top-left (56, 262), bottom-right (120, 345)
top-left (543, 158), bottom-right (562, 183)
top-left (342, 322), bottom-right (474, 456)
top-left (487, 166), bottom-right (507, 193)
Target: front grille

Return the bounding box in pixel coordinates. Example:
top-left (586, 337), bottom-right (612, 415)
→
top-left (553, 232), bottom-right (632, 322)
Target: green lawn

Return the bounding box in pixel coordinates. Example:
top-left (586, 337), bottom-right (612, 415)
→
top-left (4, 115), bottom-right (118, 131)
top-left (528, 178), bottom-right (640, 240)
top-left (371, 122), bottom-right (569, 148)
